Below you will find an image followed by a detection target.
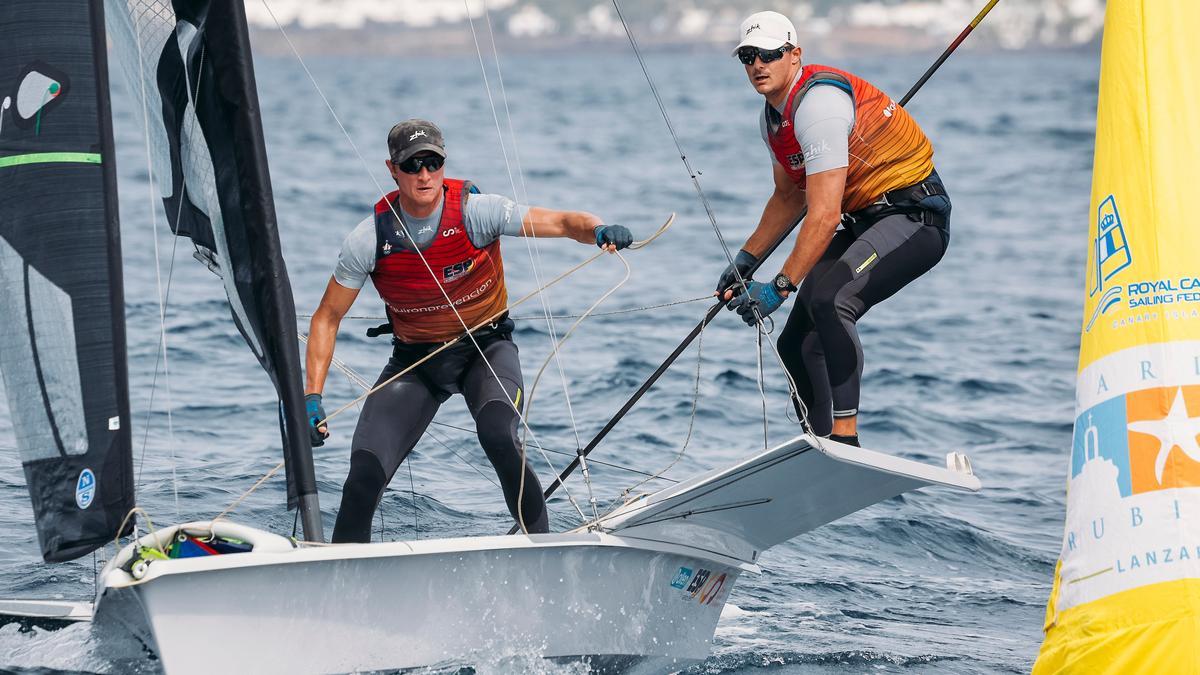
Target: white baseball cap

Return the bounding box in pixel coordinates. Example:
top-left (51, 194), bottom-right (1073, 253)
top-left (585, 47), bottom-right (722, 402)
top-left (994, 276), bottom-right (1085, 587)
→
top-left (732, 11), bottom-right (798, 56)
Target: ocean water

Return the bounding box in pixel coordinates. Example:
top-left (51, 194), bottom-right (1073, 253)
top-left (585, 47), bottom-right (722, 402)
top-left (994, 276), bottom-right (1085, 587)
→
top-left (0, 44), bottom-right (1099, 673)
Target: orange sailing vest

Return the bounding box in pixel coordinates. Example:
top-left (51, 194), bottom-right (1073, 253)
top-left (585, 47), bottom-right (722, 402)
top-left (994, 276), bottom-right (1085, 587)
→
top-left (767, 64), bottom-right (935, 213)
top-left (370, 179), bottom-right (509, 344)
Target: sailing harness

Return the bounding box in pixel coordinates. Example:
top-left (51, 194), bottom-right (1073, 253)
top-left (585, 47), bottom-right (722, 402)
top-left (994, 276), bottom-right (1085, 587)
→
top-left (840, 171), bottom-right (951, 237)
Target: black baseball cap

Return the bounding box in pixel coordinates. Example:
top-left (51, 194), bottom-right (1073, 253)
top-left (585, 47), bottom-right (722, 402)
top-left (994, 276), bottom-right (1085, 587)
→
top-left (387, 119), bottom-right (446, 164)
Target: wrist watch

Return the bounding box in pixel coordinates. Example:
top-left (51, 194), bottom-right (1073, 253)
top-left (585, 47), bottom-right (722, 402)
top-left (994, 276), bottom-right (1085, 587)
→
top-left (772, 272), bottom-right (797, 294)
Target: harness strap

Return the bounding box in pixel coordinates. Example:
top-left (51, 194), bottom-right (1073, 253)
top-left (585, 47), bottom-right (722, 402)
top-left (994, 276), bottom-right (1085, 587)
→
top-left (841, 172), bottom-right (947, 235)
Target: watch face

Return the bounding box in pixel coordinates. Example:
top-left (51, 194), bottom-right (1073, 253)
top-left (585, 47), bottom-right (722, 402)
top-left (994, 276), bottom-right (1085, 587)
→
top-left (774, 274), bottom-right (791, 290)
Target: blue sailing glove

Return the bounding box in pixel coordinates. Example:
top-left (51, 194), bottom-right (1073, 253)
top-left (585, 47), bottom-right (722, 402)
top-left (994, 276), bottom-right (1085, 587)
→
top-left (716, 249), bottom-right (758, 294)
top-left (594, 224), bottom-right (634, 251)
top-left (728, 281), bottom-right (787, 326)
top-left (305, 393), bottom-right (329, 447)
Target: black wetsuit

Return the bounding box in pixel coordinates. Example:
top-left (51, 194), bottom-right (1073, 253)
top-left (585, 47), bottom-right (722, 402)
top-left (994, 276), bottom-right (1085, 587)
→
top-left (331, 318), bottom-right (548, 542)
top-left (778, 171), bottom-right (951, 436)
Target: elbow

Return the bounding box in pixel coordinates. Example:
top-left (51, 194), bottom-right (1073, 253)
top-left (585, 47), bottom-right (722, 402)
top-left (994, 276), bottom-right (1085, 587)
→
top-left (806, 208), bottom-right (842, 236)
top-left (311, 306), bottom-right (343, 335)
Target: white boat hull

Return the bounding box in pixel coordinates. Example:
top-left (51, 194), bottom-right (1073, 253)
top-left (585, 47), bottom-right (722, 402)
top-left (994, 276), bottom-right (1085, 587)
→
top-left (95, 524), bottom-right (745, 674)
top-left (90, 435), bottom-right (981, 673)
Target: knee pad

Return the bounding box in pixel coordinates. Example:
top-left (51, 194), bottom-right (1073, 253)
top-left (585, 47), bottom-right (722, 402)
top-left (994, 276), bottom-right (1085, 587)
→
top-left (346, 449), bottom-right (387, 495)
top-left (523, 505), bottom-right (550, 534)
top-left (332, 450), bottom-right (387, 544)
top-left (475, 400), bottom-right (521, 458)
top-left (807, 263), bottom-right (854, 321)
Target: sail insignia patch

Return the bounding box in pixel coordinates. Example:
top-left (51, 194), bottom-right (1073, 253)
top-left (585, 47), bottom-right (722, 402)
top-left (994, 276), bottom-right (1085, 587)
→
top-left (75, 468), bottom-right (96, 509)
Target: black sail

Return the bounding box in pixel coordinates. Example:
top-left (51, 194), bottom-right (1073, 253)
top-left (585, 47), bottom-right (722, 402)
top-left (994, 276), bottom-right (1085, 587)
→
top-left (103, 0), bottom-right (322, 538)
top-left (0, 0), bottom-right (135, 562)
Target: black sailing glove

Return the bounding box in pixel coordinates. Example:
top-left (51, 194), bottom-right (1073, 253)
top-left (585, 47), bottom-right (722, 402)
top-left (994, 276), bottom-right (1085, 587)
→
top-left (305, 393), bottom-right (329, 447)
top-left (716, 249), bottom-right (758, 295)
top-left (594, 224), bottom-right (634, 251)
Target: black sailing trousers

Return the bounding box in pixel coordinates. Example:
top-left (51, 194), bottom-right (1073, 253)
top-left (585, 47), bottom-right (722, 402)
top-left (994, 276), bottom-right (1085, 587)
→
top-left (331, 331), bottom-right (548, 543)
top-left (778, 206), bottom-right (949, 437)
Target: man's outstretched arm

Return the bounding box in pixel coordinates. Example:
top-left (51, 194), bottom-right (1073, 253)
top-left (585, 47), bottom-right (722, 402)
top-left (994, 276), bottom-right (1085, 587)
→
top-left (519, 206), bottom-right (630, 250)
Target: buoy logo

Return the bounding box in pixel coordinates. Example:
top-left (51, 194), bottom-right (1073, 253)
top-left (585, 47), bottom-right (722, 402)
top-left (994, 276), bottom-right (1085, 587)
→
top-left (75, 468), bottom-right (96, 510)
top-left (1084, 195), bottom-right (1132, 332)
top-left (1071, 385), bottom-right (1200, 498)
top-left (1127, 386), bottom-right (1200, 493)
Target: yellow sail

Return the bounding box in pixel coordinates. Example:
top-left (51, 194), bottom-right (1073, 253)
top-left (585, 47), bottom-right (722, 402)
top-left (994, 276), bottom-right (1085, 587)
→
top-left (1035, 0), bottom-right (1200, 671)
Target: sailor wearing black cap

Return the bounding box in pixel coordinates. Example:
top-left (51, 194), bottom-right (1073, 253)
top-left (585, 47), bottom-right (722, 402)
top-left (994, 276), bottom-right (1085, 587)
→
top-left (304, 119), bottom-right (634, 541)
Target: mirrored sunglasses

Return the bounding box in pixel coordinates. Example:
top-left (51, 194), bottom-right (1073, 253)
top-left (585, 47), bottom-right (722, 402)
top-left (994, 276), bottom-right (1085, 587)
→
top-left (395, 154), bottom-right (445, 174)
top-left (737, 46), bottom-right (788, 66)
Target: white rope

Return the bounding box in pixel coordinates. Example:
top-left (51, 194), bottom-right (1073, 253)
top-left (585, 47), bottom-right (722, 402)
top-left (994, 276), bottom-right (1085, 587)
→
top-left (307, 339), bottom-right (675, 483)
top-left (313, 250), bottom-right (602, 427)
top-left (594, 319), bottom-right (708, 521)
top-left (606, 0), bottom-right (819, 442)
top-left (517, 250), bottom-right (636, 525)
top-left (212, 460), bottom-right (286, 524)
top-left (478, 2), bottom-right (586, 455)
top-left (756, 322), bottom-right (769, 450)
top-left (296, 332), bottom-right (502, 490)
top-left (465, 0), bottom-right (598, 525)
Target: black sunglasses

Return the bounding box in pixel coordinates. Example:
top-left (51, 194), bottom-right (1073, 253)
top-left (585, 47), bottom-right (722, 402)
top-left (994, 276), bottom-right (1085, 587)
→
top-left (737, 45), bottom-right (790, 66)
top-left (395, 154), bottom-right (445, 174)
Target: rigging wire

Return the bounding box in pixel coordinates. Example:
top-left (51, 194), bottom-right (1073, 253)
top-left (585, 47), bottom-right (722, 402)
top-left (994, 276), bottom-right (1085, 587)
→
top-left (607, 0), bottom-right (815, 448)
top-left (408, 459), bottom-right (418, 540)
top-left (262, 222), bottom-right (664, 529)
top-left (130, 9), bottom-right (207, 520)
top-left (595, 319), bottom-right (707, 519)
top-left (465, 0), bottom-right (600, 524)
top-left (294, 294), bottom-right (713, 322)
top-left (257, 0), bottom-right (594, 529)
top-left (756, 324), bottom-right (769, 451)
top-left (608, 0), bottom-right (734, 270)
top-left (300, 331), bottom-right (672, 484)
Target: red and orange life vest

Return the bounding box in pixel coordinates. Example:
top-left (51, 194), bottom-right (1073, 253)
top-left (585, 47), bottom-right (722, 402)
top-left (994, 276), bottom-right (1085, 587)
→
top-left (370, 178), bottom-right (508, 344)
top-left (767, 64), bottom-right (935, 213)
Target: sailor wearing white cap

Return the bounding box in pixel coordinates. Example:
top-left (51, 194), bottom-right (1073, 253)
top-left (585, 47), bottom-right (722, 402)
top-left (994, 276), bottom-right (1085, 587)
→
top-left (717, 11), bottom-right (951, 450)
top-left (731, 10), bottom-right (798, 54)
